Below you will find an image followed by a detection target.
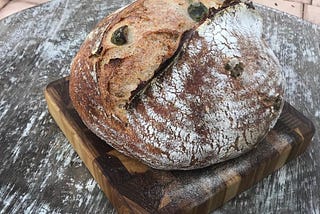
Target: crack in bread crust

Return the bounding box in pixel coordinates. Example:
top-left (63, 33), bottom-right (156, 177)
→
top-left (100, 30), bottom-right (182, 123)
top-left (71, 0), bottom-right (234, 126)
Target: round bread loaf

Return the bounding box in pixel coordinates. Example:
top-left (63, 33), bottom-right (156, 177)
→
top-left (69, 1), bottom-right (285, 170)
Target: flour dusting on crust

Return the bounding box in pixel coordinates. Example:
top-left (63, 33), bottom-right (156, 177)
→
top-left (126, 4), bottom-right (285, 169)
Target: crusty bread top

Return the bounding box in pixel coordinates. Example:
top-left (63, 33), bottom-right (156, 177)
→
top-left (74, 0), bottom-right (221, 124)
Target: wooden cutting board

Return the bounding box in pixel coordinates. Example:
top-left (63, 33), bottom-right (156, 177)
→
top-left (44, 77), bottom-right (315, 214)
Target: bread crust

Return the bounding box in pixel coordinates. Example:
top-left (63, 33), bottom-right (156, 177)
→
top-left (70, 2), bottom-right (285, 170)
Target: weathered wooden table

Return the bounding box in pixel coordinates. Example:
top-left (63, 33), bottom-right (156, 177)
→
top-left (0, 0), bottom-right (319, 213)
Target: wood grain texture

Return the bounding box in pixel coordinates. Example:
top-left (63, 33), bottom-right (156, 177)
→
top-left (45, 77), bottom-right (314, 214)
top-left (1, 0), bottom-right (320, 213)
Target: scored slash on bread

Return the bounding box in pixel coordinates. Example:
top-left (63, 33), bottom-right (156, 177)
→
top-left (71, 0), bottom-right (232, 125)
top-left (69, 0), bottom-right (285, 170)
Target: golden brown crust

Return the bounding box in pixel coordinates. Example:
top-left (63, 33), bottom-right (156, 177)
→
top-left (70, 0), bottom-right (226, 128)
top-left (100, 30), bottom-right (181, 122)
top-left (72, 0), bottom-right (208, 125)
